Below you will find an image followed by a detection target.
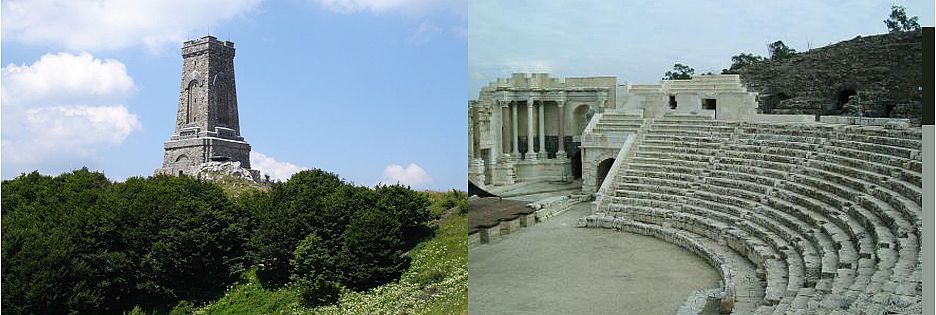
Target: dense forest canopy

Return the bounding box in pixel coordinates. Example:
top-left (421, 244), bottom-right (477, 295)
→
top-left (1, 168), bottom-right (457, 314)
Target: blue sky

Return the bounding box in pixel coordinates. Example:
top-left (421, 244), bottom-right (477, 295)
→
top-left (2, 0), bottom-right (467, 190)
top-left (470, 0), bottom-right (935, 97)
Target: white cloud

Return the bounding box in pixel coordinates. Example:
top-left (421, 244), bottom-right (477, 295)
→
top-left (1, 52), bottom-right (135, 106)
top-left (1, 52), bottom-right (141, 177)
top-left (1, 0), bottom-right (261, 51)
top-left (316, 0), bottom-right (465, 16)
top-left (1, 106), bottom-right (141, 165)
top-left (381, 163), bottom-right (432, 188)
top-left (250, 151), bottom-right (308, 181)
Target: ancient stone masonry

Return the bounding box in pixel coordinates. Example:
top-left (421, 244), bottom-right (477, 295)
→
top-left (734, 31), bottom-right (923, 123)
top-left (472, 68), bottom-right (922, 314)
top-left (584, 116), bottom-right (923, 314)
top-left (156, 36), bottom-right (259, 181)
top-left (468, 74), bottom-right (617, 188)
top-left (468, 73), bottom-right (759, 193)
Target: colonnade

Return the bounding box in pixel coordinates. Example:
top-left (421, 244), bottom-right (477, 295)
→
top-left (497, 98), bottom-right (567, 161)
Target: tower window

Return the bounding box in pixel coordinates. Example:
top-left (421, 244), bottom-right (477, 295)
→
top-left (669, 95), bottom-right (677, 109)
top-left (703, 99), bottom-right (716, 110)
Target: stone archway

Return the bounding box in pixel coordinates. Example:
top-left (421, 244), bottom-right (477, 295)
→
top-left (595, 158), bottom-right (615, 189)
top-left (836, 89), bottom-right (857, 111)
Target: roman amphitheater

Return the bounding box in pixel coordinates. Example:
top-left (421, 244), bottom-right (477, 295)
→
top-left (467, 73), bottom-right (924, 314)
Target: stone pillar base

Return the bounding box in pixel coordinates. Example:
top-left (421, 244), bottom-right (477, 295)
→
top-left (469, 158), bottom-right (486, 184)
top-left (493, 162), bottom-right (516, 186)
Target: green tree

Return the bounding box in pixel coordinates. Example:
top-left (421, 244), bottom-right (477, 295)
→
top-left (337, 209), bottom-right (408, 291)
top-left (2, 170), bottom-right (249, 314)
top-left (884, 5), bottom-right (921, 33)
top-left (2, 169), bottom-right (115, 313)
top-left (768, 41), bottom-right (797, 61)
top-left (247, 169), bottom-right (348, 286)
top-left (290, 233), bottom-right (341, 306)
top-left (724, 53), bottom-right (765, 73)
top-left (662, 63), bottom-right (694, 80)
top-left (374, 184), bottom-right (432, 232)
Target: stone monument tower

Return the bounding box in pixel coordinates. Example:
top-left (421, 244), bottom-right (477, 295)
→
top-left (157, 35), bottom-right (259, 180)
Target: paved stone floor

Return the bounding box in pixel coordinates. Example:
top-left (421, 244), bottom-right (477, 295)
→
top-left (468, 203), bottom-right (722, 314)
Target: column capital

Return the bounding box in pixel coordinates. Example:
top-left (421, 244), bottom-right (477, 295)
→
top-left (557, 100), bottom-right (566, 108)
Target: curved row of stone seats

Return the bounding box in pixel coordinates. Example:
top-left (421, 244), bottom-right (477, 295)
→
top-left (810, 150), bottom-right (922, 206)
top-left (820, 144), bottom-right (920, 171)
top-left (612, 173), bottom-right (826, 291)
top-left (720, 141), bottom-right (916, 298)
top-left (727, 124), bottom-right (920, 234)
top-left (651, 123), bottom-right (737, 133)
top-left (835, 131), bottom-right (921, 150)
top-left (603, 118), bottom-right (922, 312)
top-left (690, 186), bottom-right (836, 302)
top-left (623, 201), bottom-right (789, 305)
top-left (702, 172), bottom-right (848, 284)
top-left (650, 118), bottom-right (739, 126)
top-left (619, 171), bottom-right (890, 309)
top-left (624, 139), bottom-right (852, 292)
top-left (827, 139), bottom-right (917, 159)
top-left (724, 123), bottom-right (919, 298)
top-left (608, 182), bottom-right (802, 306)
top-left (811, 150), bottom-right (922, 187)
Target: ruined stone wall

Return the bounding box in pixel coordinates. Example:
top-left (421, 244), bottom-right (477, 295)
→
top-left (736, 31), bottom-right (923, 123)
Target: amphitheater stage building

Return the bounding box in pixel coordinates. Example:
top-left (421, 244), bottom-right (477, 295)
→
top-left (468, 73), bottom-right (923, 314)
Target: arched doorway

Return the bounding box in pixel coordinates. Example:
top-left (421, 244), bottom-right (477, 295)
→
top-left (596, 158), bottom-right (615, 189)
top-left (570, 150), bottom-right (583, 179)
top-left (835, 89), bottom-right (856, 112)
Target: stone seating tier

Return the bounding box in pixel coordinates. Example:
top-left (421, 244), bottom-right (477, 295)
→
top-left (599, 118), bottom-right (922, 313)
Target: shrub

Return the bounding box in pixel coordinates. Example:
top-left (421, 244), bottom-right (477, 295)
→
top-left (291, 233), bottom-right (341, 306)
top-left (2, 171), bottom-right (248, 313)
top-left (247, 169), bottom-right (347, 286)
top-left (170, 300), bottom-right (196, 315)
top-left (337, 209), bottom-right (408, 291)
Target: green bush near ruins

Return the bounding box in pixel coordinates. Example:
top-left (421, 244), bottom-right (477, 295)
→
top-left (1, 168), bottom-right (467, 314)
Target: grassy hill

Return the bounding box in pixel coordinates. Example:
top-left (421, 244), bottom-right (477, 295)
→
top-left (197, 208), bottom-right (467, 315)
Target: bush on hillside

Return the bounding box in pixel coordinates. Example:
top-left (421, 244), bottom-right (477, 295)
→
top-left (1, 170), bottom-right (246, 313)
top-left (337, 209), bottom-right (409, 291)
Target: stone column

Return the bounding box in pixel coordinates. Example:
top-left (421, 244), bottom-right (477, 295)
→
top-left (468, 108), bottom-right (475, 161)
top-left (526, 98), bottom-right (536, 161)
top-left (556, 100), bottom-right (566, 159)
top-left (538, 101), bottom-right (546, 159)
top-left (511, 102), bottom-right (520, 157)
top-left (491, 101), bottom-right (507, 160)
